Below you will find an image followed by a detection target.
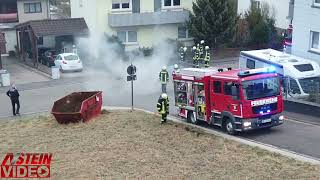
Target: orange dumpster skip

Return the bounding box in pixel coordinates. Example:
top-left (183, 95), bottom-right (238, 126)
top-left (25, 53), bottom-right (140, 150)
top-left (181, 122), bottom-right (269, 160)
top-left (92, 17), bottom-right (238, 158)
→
top-left (51, 91), bottom-right (103, 123)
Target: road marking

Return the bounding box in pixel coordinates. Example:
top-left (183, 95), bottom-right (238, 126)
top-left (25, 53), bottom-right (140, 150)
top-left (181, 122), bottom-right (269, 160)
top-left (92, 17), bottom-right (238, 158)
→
top-left (284, 118), bottom-right (320, 127)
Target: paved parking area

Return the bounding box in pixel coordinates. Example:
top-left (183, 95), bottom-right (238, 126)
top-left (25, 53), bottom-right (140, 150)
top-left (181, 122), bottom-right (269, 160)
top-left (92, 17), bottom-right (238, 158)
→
top-left (1, 56), bottom-right (49, 85)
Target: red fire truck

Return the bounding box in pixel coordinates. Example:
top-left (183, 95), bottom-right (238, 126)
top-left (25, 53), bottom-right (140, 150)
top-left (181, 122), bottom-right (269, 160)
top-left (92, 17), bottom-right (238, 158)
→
top-left (173, 67), bottom-right (284, 134)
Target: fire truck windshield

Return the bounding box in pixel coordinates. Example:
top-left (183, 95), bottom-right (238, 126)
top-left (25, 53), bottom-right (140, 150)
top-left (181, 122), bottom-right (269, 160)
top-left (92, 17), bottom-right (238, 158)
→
top-left (242, 77), bottom-right (280, 100)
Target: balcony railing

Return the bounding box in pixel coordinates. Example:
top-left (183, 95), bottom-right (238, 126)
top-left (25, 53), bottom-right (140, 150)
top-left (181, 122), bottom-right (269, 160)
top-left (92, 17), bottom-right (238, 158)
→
top-left (108, 10), bottom-right (189, 27)
top-left (0, 13), bottom-right (18, 23)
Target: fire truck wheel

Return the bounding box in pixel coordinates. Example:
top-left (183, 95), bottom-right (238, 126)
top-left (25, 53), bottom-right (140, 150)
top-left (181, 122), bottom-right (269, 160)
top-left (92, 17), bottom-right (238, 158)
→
top-left (224, 118), bottom-right (236, 135)
top-left (187, 111), bottom-right (198, 124)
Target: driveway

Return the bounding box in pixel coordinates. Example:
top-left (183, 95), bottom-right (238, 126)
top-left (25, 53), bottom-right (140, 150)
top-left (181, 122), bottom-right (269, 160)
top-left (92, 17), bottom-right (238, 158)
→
top-left (1, 56), bottom-right (49, 86)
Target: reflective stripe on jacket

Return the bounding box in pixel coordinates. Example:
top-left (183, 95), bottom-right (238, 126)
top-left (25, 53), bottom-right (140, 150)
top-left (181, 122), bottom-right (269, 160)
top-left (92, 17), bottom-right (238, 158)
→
top-left (157, 98), bottom-right (169, 114)
top-left (159, 70), bottom-right (169, 84)
top-left (204, 51), bottom-right (210, 62)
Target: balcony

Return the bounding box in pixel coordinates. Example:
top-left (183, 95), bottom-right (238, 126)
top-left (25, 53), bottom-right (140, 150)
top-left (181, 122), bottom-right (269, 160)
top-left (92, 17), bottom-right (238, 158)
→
top-left (0, 12), bottom-right (18, 23)
top-left (108, 10), bottom-right (189, 27)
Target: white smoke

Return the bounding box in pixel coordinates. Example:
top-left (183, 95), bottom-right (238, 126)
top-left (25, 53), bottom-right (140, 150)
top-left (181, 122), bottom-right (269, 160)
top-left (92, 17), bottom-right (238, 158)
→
top-left (75, 32), bottom-right (177, 96)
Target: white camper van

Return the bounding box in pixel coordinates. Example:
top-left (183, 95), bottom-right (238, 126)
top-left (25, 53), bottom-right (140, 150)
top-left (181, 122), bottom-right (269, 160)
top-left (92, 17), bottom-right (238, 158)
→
top-left (239, 49), bottom-right (320, 97)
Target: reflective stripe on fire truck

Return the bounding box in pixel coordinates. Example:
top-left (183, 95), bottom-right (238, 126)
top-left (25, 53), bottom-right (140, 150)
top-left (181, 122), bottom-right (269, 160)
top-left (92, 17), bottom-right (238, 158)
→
top-left (211, 110), bottom-right (243, 118)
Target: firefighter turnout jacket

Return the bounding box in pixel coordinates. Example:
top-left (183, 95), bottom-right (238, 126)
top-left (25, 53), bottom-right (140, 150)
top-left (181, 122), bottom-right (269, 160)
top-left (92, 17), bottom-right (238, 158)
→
top-left (159, 70), bottom-right (169, 84)
top-left (157, 97), bottom-right (169, 115)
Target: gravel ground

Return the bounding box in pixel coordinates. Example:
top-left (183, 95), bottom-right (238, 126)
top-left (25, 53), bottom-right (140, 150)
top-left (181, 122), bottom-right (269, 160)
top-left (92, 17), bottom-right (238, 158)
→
top-left (0, 110), bottom-right (319, 179)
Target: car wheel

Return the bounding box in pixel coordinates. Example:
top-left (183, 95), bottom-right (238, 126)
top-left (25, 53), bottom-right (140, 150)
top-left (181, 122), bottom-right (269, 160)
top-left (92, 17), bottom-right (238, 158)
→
top-left (187, 111), bottom-right (198, 124)
top-left (224, 118), bottom-right (236, 135)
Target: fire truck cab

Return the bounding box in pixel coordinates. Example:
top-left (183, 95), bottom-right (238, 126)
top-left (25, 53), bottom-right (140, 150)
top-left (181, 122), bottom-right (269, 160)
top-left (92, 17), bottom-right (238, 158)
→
top-left (173, 67), bottom-right (284, 134)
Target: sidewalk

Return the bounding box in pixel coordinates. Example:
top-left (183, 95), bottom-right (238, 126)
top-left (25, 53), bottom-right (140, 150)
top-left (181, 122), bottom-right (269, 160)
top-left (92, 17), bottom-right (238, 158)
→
top-left (1, 56), bottom-right (49, 85)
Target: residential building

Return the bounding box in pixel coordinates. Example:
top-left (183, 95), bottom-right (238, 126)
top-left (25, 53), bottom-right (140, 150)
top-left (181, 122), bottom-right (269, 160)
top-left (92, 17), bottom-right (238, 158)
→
top-left (237, 0), bottom-right (292, 29)
top-left (291, 0), bottom-right (320, 63)
top-left (70, 0), bottom-right (194, 50)
top-left (0, 0), bottom-right (49, 54)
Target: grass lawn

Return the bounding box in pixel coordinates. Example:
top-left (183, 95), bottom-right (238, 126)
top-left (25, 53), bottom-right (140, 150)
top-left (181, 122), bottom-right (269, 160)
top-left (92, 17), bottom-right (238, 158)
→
top-left (0, 110), bottom-right (319, 179)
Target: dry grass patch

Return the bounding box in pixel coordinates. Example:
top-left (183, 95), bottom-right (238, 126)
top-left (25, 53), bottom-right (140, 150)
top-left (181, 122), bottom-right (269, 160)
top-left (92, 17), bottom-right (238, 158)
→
top-left (0, 111), bottom-right (319, 179)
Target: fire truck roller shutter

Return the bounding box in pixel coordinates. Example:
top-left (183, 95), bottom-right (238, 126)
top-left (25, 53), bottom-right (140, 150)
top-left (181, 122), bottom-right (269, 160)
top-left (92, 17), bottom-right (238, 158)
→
top-left (221, 111), bottom-right (238, 135)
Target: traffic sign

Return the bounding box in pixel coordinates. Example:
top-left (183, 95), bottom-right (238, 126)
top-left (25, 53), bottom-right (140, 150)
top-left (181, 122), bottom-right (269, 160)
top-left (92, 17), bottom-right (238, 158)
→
top-left (127, 65), bottom-right (137, 75)
top-left (127, 75), bottom-right (137, 81)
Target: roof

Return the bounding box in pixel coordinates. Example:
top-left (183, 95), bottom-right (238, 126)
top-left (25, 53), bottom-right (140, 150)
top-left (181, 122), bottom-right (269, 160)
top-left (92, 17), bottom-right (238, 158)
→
top-left (240, 49), bottom-right (320, 79)
top-left (0, 32), bottom-right (6, 43)
top-left (15, 18), bottom-right (88, 37)
top-left (179, 68), bottom-right (278, 81)
top-left (240, 49), bottom-right (315, 67)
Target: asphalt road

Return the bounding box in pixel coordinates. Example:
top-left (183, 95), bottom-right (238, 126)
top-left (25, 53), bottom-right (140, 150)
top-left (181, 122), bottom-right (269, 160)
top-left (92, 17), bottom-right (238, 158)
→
top-left (1, 59), bottom-right (320, 160)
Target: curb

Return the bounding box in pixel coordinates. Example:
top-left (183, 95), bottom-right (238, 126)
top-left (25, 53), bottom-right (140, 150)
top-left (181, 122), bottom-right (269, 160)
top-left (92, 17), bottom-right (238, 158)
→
top-left (104, 106), bottom-right (320, 165)
top-left (17, 62), bottom-right (52, 79)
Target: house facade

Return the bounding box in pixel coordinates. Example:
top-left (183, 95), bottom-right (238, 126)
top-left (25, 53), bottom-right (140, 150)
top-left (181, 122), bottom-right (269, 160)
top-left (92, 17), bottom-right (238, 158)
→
top-left (291, 0), bottom-right (320, 63)
top-left (70, 0), bottom-right (194, 50)
top-left (237, 0), bottom-right (292, 29)
top-left (0, 0), bottom-right (49, 54)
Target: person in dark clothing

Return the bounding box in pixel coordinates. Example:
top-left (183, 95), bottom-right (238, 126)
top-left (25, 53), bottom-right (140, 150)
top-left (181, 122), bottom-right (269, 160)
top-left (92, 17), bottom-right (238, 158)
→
top-left (6, 85), bottom-right (20, 116)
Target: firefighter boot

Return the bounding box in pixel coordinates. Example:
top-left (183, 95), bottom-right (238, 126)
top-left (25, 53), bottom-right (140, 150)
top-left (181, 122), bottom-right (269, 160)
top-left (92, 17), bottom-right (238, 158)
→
top-left (161, 114), bottom-right (167, 124)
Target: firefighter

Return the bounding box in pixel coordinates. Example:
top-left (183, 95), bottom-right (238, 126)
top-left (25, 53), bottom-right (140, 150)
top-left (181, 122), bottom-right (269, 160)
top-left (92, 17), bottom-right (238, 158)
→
top-left (204, 46), bottom-right (211, 68)
top-left (199, 40), bottom-right (205, 61)
top-left (159, 66), bottom-right (169, 93)
top-left (157, 93), bottom-right (169, 124)
top-left (6, 85), bottom-right (20, 116)
top-left (192, 45), bottom-right (200, 68)
top-left (173, 64), bottom-right (180, 74)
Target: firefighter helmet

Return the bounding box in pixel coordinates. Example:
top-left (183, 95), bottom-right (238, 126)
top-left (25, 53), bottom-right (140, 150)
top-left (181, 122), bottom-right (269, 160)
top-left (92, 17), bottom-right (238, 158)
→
top-left (200, 40), bottom-right (205, 44)
top-left (183, 47), bottom-right (187, 52)
top-left (192, 46), bottom-right (196, 50)
top-left (205, 46), bottom-right (209, 50)
top-left (161, 93), bottom-right (168, 99)
top-left (162, 66), bottom-right (167, 70)
top-left (174, 64), bottom-right (179, 69)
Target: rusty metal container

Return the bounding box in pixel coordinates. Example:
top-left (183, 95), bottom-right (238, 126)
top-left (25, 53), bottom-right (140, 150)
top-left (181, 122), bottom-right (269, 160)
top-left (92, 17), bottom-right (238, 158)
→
top-left (51, 91), bottom-right (103, 123)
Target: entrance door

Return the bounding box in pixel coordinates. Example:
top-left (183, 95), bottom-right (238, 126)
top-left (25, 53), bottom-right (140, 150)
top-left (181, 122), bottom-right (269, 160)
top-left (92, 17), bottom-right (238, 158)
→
top-left (0, 33), bottom-right (6, 54)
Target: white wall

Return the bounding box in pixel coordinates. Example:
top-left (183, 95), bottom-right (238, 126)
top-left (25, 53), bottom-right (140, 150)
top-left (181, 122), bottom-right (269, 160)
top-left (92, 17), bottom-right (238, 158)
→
top-left (238, 0), bottom-right (291, 29)
top-left (292, 0), bottom-right (320, 63)
top-left (3, 30), bottom-right (17, 53)
top-left (17, 0), bottom-right (49, 23)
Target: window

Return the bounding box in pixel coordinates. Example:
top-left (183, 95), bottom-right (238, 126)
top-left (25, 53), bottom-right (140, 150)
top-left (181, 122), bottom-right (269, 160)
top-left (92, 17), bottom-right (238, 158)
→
top-left (178, 26), bottom-right (189, 39)
top-left (79, 0), bottom-right (83, 7)
top-left (246, 59), bottom-right (255, 69)
top-left (252, 0), bottom-right (261, 9)
top-left (224, 82), bottom-right (240, 99)
top-left (310, 31), bottom-right (320, 52)
top-left (117, 31), bottom-right (126, 42)
top-left (112, 0), bottom-right (131, 10)
top-left (242, 77), bottom-right (280, 100)
top-left (314, 0), bottom-right (320, 7)
top-left (24, 2), bottom-right (42, 13)
top-left (37, 37), bottom-right (43, 45)
top-left (294, 64), bottom-right (314, 72)
top-left (117, 30), bottom-right (137, 43)
top-left (128, 31), bottom-right (137, 43)
top-left (163, 0), bottom-right (180, 7)
top-left (289, 78), bottom-right (301, 94)
top-left (213, 81), bottom-right (222, 93)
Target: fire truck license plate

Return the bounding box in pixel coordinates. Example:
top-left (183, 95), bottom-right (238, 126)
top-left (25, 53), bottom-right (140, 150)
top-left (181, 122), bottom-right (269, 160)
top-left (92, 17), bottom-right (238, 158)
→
top-left (261, 119), bottom-right (272, 123)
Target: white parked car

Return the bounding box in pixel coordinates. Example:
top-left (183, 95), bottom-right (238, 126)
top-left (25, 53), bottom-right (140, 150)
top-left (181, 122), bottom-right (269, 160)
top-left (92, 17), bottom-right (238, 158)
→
top-left (54, 53), bottom-right (83, 72)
